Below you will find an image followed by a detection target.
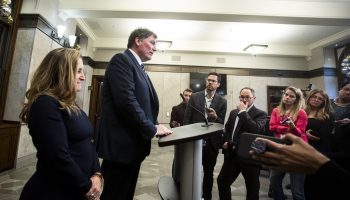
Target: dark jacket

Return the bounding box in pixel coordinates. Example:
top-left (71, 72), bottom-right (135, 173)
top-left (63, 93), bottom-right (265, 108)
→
top-left (96, 49), bottom-right (159, 164)
top-left (183, 90), bottom-right (227, 150)
top-left (20, 95), bottom-right (99, 200)
top-left (223, 105), bottom-right (267, 151)
top-left (170, 102), bottom-right (187, 128)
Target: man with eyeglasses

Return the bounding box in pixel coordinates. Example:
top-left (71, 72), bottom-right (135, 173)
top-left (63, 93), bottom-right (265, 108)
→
top-left (184, 72), bottom-right (227, 200)
top-left (217, 87), bottom-right (267, 200)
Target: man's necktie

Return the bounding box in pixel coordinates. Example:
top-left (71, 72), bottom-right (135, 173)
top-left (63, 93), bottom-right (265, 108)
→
top-left (140, 64), bottom-right (145, 71)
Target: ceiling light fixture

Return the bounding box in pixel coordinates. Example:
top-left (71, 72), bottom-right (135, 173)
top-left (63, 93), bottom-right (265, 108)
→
top-left (156, 40), bottom-right (172, 52)
top-left (56, 25), bottom-right (66, 38)
top-left (69, 35), bottom-right (77, 47)
top-left (51, 25), bottom-right (66, 39)
top-left (243, 44), bottom-right (268, 55)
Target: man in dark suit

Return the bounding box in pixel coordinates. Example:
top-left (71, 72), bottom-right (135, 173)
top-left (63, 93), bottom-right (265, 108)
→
top-left (217, 87), bottom-right (267, 200)
top-left (170, 88), bottom-right (193, 128)
top-left (95, 28), bottom-right (172, 200)
top-left (183, 72), bottom-right (227, 200)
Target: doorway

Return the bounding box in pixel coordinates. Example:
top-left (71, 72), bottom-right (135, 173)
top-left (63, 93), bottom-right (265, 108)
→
top-left (266, 86), bottom-right (287, 115)
top-left (88, 75), bottom-right (104, 141)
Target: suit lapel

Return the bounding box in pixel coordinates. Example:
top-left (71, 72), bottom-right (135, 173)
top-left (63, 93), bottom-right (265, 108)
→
top-left (210, 93), bottom-right (220, 110)
top-left (124, 50), bottom-right (157, 102)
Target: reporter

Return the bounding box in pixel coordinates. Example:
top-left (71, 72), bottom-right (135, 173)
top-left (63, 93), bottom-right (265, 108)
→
top-left (269, 86), bottom-right (307, 200)
top-left (331, 83), bottom-right (350, 172)
top-left (19, 48), bottom-right (102, 200)
top-left (250, 134), bottom-right (350, 200)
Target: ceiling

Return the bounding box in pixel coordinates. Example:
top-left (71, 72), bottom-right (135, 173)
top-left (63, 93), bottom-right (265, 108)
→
top-left (58, 0), bottom-right (350, 57)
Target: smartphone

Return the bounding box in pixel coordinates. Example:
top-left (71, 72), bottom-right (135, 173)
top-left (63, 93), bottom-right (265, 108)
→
top-left (280, 117), bottom-right (290, 125)
top-left (236, 132), bottom-right (292, 165)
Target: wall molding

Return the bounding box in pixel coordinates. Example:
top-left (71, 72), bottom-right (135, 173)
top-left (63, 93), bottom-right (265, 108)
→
top-left (82, 57), bottom-right (336, 78)
top-left (19, 14), bottom-right (69, 47)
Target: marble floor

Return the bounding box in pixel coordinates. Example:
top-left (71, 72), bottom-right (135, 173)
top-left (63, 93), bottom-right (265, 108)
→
top-left (0, 139), bottom-right (292, 200)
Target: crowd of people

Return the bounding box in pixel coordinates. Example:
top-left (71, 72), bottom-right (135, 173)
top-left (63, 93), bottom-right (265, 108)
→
top-left (19, 27), bottom-right (350, 200)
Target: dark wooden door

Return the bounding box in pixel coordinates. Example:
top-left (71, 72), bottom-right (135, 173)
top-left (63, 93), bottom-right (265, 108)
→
top-left (88, 75), bottom-right (104, 141)
top-left (0, 0), bottom-right (23, 172)
top-left (267, 86), bottom-right (287, 115)
top-left (0, 122), bottom-right (20, 172)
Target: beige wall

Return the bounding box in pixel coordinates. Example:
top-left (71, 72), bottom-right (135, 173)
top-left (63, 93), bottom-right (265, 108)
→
top-left (92, 69), bottom-right (324, 124)
top-left (93, 50), bottom-right (309, 71)
top-left (5, 29), bottom-right (59, 158)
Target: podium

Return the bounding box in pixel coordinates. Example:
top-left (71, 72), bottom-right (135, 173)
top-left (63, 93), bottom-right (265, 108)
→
top-left (158, 122), bottom-right (224, 200)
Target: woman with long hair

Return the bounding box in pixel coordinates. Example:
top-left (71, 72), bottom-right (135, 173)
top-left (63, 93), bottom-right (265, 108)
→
top-left (304, 89), bottom-right (334, 199)
top-left (19, 48), bottom-right (102, 200)
top-left (269, 86), bottom-right (308, 200)
top-left (304, 89), bottom-right (334, 154)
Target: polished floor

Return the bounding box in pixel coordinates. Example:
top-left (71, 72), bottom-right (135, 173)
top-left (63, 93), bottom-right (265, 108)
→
top-left (0, 139), bottom-right (292, 200)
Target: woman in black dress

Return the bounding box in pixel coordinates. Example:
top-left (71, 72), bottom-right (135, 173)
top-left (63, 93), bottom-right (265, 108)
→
top-left (304, 89), bottom-right (334, 199)
top-left (304, 89), bottom-right (334, 155)
top-left (19, 48), bottom-right (102, 200)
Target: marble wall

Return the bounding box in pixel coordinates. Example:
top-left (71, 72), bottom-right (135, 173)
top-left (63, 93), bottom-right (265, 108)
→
top-left (148, 72), bottom-right (190, 124)
top-left (91, 69), bottom-right (336, 124)
top-left (4, 29), bottom-right (35, 122)
top-left (4, 28), bottom-right (85, 159)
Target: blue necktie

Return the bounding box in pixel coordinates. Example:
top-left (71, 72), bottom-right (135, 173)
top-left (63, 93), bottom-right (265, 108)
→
top-left (140, 64), bottom-right (145, 71)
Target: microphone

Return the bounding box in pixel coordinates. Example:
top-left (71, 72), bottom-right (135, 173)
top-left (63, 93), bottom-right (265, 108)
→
top-left (187, 102), bottom-right (213, 127)
top-left (180, 93), bottom-right (185, 101)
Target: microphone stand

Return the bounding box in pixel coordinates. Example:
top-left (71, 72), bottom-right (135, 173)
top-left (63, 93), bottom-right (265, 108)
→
top-left (187, 102), bottom-right (213, 127)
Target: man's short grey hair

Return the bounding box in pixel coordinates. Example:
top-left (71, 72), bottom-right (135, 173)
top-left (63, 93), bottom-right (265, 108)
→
top-left (127, 28), bottom-right (157, 48)
top-left (240, 87), bottom-right (255, 96)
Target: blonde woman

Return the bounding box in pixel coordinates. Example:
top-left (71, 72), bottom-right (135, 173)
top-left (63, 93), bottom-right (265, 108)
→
top-left (269, 86), bottom-right (308, 200)
top-left (19, 48), bottom-right (102, 200)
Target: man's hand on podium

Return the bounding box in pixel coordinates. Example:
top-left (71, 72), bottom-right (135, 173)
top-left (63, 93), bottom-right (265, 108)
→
top-left (156, 124), bottom-right (173, 137)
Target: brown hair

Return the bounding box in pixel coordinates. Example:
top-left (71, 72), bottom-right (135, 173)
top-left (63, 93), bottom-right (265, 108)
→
top-left (305, 89), bottom-right (332, 120)
top-left (208, 72), bottom-right (221, 83)
top-left (183, 88), bottom-right (193, 94)
top-left (127, 28), bottom-right (157, 48)
top-left (20, 48), bottom-right (81, 123)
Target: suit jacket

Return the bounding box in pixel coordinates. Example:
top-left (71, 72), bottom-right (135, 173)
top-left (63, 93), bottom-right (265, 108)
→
top-left (170, 102), bottom-right (187, 128)
top-left (223, 105), bottom-right (267, 152)
top-left (96, 49), bottom-right (159, 164)
top-left (183, 90), bottom-right (227, 150)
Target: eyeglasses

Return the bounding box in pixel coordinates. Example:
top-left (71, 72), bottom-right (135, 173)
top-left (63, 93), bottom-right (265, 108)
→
top-left (239, 95), bottom-right (253, 100)
top-left (206, 79), bottom-right (218, 83)
top-left (310, 95), bottom-right (324, 101)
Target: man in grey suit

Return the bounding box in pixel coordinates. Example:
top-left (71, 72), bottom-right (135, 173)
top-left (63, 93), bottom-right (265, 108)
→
top-left (183, 72), bottom-right (227, 200)
top-left (217, 87), bottom-right (267, 200)
top-left (95, 28), bottom-right (172, 200)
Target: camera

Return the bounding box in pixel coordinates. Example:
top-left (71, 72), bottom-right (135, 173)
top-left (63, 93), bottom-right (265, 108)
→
top-left (236, 133), bottom-right (292, 165)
